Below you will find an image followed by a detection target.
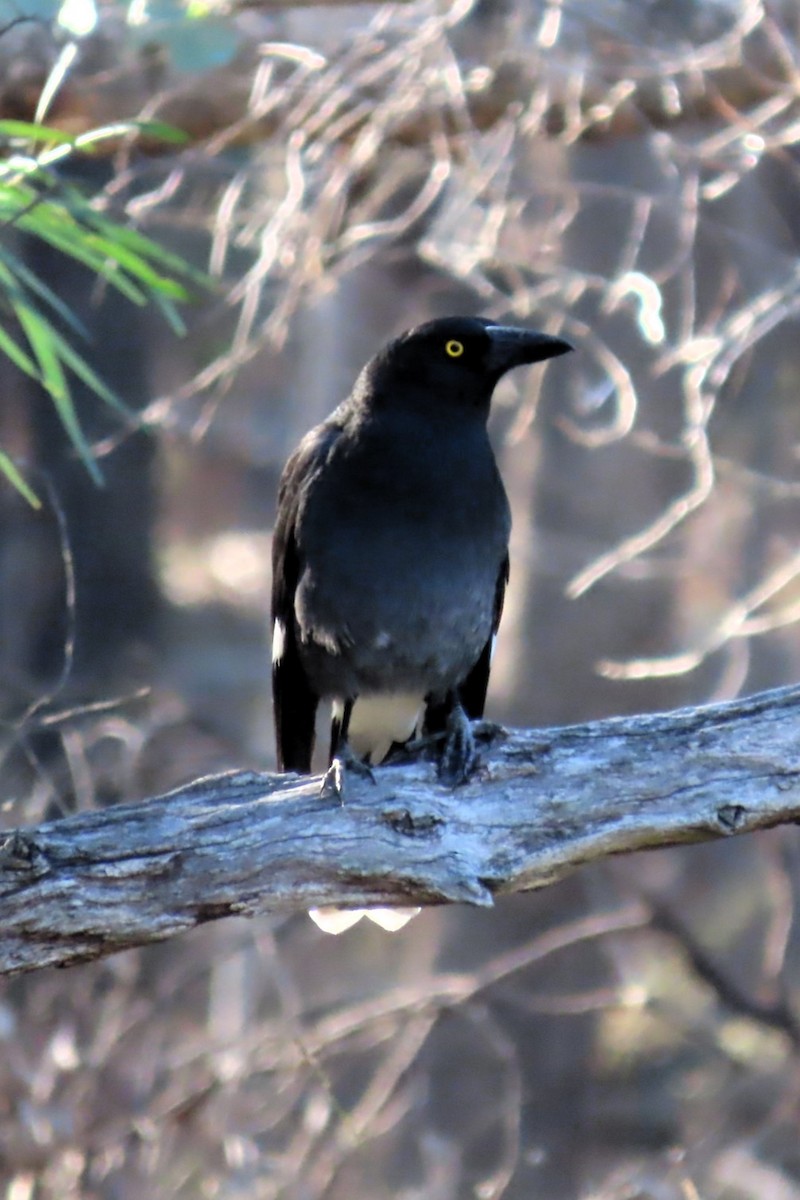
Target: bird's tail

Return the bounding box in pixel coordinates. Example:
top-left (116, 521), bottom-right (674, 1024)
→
top-left (309, 906), bottom-right (421, 934)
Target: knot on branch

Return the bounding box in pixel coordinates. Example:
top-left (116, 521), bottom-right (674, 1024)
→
top-left (716, 804), bottom-right (747, 832)
top-left (0, 831), bottom-right (46, 874)
top-left (382, 808), bottom-right (444, 837)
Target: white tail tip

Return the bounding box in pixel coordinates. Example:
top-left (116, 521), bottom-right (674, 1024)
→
top-left (309, 906), bottom-right (421, 934)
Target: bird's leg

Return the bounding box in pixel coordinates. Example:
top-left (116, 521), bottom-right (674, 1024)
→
top-left (320, 698), bottom-right (375, 801)
top-left (437, 698), bottom-right (478, 786)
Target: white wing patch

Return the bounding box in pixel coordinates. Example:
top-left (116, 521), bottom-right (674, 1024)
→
top-left (272, 619), bottom-right (286, 664)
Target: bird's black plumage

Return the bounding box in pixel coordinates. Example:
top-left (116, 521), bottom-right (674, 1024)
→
top-left (271, 315), bottom-right (571, 781)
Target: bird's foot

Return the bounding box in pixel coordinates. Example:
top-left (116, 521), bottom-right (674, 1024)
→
top-left (384, 732), bottom-right (437, 765)
top-left (319, 745), bottom-right (375, 803)
top-left (437, 705), bottom-right (478, 787)
top-left (471, 719), bottom-right (506, 745)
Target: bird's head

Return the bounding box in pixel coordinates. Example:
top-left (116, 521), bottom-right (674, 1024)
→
top-left (355, 316), bottom-right (572, 416)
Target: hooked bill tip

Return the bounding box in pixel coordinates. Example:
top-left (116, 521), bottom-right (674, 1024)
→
top-left (486, 326), bottom-right (574, 367)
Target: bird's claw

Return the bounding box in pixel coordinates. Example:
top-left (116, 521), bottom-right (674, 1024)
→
top-left (319, 746), bottom-right (376, 803)
top-left (319, 757), bottom-right (346, 802)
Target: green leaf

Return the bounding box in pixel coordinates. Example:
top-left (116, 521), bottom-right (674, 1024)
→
top-left (71, 120), bottom-right (188, 151)
top-left (129, 119), bottom-right (189, 145)
top-left (31, 119), bottom-right (189, 167)
top-left (0, 323), bottom-right (39, 378)
top-left (90, 216), bottom-right (209, 287)
top-left (16, 193), bottom-right (202, 309)
top-left (0, 120), bottom-right (75, 146)
top-left (16, 302), bottom-right (68, 402)
top-left (0, 179), bottom-right (42, 214)
top-left (0, 114), bottom-right (206, 490)
top-left (16, 303), bottom-right (104, 485)
top-left (49, 328), bottom-right (130, 416)
top-left (0, 452), bottom-right (41, 509)
top-left (82, 230), bottom-right (189, 297)
top-left (15, 214), bottom-right (150, 305)
top-left (0, 244), bottom-right (90, 338)
top-left (148, 291), bottom-right (186, 337)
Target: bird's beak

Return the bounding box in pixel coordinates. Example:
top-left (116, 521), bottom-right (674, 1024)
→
top-left (486, 326), bottom-right (573, 372)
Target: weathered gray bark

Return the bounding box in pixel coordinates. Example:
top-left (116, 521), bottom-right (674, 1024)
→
top-left (2, 683), bottom-right (800, 976)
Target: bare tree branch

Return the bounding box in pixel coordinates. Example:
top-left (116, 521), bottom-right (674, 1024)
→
top-left (2, 683), bottom-right (800, 977)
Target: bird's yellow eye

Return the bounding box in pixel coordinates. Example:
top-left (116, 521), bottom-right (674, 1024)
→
top-left (445, 339), bottom-right (464, 358)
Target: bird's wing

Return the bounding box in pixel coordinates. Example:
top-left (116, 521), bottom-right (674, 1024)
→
top-left (458, 552), bottom-right (510, 718)
top-left (271, 422), bottom-right (341, 772)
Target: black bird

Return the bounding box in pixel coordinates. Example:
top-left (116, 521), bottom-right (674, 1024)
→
top-left (271, 316), bottom-right (571, 930)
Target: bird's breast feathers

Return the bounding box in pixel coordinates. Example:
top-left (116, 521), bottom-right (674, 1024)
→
top-left (293, 549), bottom-right (502, 698)
top-left (278, 379), bottom-right (511, 699)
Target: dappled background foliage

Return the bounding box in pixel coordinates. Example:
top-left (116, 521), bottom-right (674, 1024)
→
top-left (2, 0), bottom-right (800, 1196)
